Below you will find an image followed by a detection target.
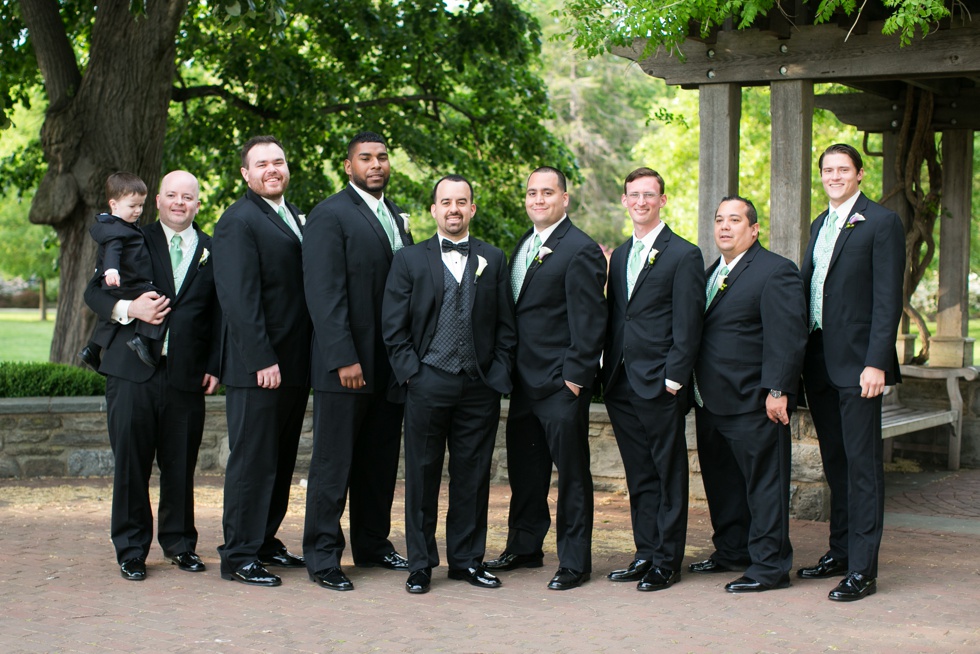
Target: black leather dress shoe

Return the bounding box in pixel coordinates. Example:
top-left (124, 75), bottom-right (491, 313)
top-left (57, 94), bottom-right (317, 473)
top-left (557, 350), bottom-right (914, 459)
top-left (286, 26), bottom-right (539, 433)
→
top-left (448, 566), bottom-right (502, 588)
top-left (310, 567), bottom-right (354, 591)
top-left (221, 561), bottom-right (281, 587)
top-left (547, 568), bottom-right (589, 590)
top-left (828, 572), bottom-right (877, 602)
top-left (170, 551), bottom-right (206, 572)
top-left (78, 346), bottom-right (102, 371)
top-left (259, 547), bottom-right (305, 568)
top-left (636, 566), bottom-right (679, 592)
top-left (608, 559), bottom-right (653, 582)
top-left (797, 554), bottom-right (848, 579)
top-left (120, 559), bottom-right (147, 581)
top-left (725, 574), bottom-right (791, 593)
top-left (689, 558), bottom-right (733, 574)
top-left (355, 551), bottom-right (409, 570)
top-left (126, 335), bottom-right (157, 368)
top-left (406, 568), bottom-right (431, 594)
top-left (484, 552), bottom-right (545, 571)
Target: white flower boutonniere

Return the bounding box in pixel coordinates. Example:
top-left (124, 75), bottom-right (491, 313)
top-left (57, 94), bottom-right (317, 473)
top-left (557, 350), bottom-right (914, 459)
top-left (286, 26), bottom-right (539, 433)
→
top-left (718, 274), bottom-right (728, 293)
top-left (475, 255), bottom-right (488, 282)
top-left (647, 248), bottom-right (660, 266)
top-left (400, 213), bottom-right (411, 233)
top-left (198, 248), bottom-right (210, 268)
top-left (297, 214), bottom-right (306, 227)
top-left (845, 213), bottom-right (865, 229)
top-left (534, 246), bottom-right (553, 265)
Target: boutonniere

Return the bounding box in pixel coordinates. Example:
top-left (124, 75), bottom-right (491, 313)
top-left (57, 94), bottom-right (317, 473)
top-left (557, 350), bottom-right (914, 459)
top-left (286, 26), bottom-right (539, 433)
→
top-left (845, 213), bottom-right (865, 229)
top-left (399, 213), bottom-right (411, 233)
top-left (198, 248), bottom-right (210, 268)
top-left (297, 214), bottom-right (306, 227)
top-left (647, 248), bottom-right (660, 266)
top-left (474, 255), bottom-right (488, 283)
top-left (717, 274), bottom-right (728, 293)
top-left (534, 246), bottom-right (553, 265)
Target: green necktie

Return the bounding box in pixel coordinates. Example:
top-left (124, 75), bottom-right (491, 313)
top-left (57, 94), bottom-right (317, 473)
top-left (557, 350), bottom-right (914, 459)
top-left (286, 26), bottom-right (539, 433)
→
top-left (809, 211), bottom-right (838, 331)
top-left (169, 234), bottom-right (183, 271)
top-left (377, 202), bottom-right (399, 251)
top-left (626, 240), bottom-right (645, 298)
top-left (525, 234), bottom-right (541, 270)
top-left (511, 233), bottom-right (542, 302)
top-left (706, 265), bottom-right (729, 308)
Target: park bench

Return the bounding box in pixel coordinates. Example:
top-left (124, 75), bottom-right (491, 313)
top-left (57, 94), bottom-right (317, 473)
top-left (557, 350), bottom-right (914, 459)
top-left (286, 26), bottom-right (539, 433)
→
top-left (882, 365), bottom-right (978, 471)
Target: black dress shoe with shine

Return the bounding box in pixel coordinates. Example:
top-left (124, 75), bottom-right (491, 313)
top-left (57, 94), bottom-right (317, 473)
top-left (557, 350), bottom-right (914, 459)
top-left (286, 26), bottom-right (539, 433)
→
top-left (120, 559), bottom-right (147, 581)
top-left (547, 568), bottom-right (589, 590)
top-left (828, 572), bottom-right (877, 602)
top-left (221, 561), bottom-right (281, 587)
top-left (689, 558), bottom-right (733, 574)
top-left (608, 559), bottom-right (653, 582)
top-left (170, 551), bottom-right (206, 572)
top-left (259, 547), bottom-right (305, 568)
top-left (126, 335), bottom-right (157, 368)
top-left (636, 566), bottom-right (679, 592)
top-left (797, 554), bottom-right (848, 579)
top-left (355, 551), bottom-right (409, 570)
top-left (448, 566), bottom-right (502, 588)
top-left (78, 346), bottom-right (102, 371)
top-left (725, 574), bottom-right (791, 593)
top-left (310, 567), bottom-right (354, 591)
top-left (483, 552), bottom-right (545, 571)
top-left (406, 568), bottom-right (432, 594)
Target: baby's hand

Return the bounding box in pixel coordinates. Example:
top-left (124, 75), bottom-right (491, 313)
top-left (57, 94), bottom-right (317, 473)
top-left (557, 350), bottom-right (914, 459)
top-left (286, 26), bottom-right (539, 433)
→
top-left (105, 271), bottom-right (121, 287)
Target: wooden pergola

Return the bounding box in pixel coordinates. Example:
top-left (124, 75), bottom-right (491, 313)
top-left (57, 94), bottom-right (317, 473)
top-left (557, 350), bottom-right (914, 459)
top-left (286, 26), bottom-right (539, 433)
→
top-left (612, 2), bottom-right (979, 367)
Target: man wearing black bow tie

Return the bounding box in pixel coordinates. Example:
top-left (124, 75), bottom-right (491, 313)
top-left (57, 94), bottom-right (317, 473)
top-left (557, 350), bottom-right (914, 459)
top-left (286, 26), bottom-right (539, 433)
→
top-left (382, 175), bottom-right (516, 594)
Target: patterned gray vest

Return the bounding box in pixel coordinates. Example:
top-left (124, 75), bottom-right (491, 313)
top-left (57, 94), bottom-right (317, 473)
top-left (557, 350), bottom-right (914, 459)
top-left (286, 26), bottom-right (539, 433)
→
top-left (421, 263), bottom-right (479, 379)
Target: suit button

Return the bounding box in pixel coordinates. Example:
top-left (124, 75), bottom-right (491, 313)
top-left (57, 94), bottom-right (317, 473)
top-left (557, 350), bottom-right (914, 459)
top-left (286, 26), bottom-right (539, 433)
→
top-left (625, 315), bottom-right (631, 321)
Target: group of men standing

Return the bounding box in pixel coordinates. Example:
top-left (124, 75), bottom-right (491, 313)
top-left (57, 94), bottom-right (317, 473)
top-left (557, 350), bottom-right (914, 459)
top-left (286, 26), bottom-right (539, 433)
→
top-left (88, 136), bottom-right (902, 604)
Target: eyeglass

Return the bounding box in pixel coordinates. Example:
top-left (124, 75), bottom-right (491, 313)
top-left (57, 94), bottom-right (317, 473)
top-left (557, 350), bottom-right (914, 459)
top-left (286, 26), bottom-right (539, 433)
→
top-left (626, 192), bottom-right (661, 201)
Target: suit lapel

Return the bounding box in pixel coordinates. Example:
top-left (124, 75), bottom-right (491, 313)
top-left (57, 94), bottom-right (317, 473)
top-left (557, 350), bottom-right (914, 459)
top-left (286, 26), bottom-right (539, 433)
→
top-left (248, 189), bottom-right (298, 243)
top-left (177, 230), bottom-right (205, 300)
top-left (144, 223), bottom-right (177, 300)
top-left (346, 185), bottom-right (394, 261)
top-left (628, 224), bottom-right (672, 304)
top-left (519, 218), bottom-right (570, 300)
top-left (425, 236), bottom-right (445, 318)
top-left (466, 240), bottom-right (481, 312)
top-left (385, 198), bottom-right (413, 246)
top-left (802, 210), bottom-right (825, 283)
top-left (826, 193), bottom-right (867, 276)
top-left (705, 241), bottom-right (760, 315)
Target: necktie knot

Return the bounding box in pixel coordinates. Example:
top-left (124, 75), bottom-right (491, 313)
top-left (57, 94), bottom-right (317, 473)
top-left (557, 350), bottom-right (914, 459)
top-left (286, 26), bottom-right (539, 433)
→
top-left (169, 233), bottom-right (183, 271)
top-left (442, 239), bottom-right (469, 255)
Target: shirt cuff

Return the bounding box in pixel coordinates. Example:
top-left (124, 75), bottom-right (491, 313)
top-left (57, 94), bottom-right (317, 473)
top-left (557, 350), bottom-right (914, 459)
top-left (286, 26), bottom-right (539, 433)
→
top-left (111, 300), bottom-right (134, 325)
top-left (565, 380), bottom-right (583, 389)
top-left (665, 379), bottom-right (682, 391)
top-left (104, 268), bottom-right (118, 276)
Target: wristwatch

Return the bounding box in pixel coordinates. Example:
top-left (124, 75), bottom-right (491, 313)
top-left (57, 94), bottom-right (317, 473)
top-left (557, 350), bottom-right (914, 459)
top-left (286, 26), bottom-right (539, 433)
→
top-left (769, 389), bottom-right (782, 399)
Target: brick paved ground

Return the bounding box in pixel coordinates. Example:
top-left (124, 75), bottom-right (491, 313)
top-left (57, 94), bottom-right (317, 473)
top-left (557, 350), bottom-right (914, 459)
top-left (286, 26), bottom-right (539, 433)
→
top-left (1, 469), bottom-right (979, 653)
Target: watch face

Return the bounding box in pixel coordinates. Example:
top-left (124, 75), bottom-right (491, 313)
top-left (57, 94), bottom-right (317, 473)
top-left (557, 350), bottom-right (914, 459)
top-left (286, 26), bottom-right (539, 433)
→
top-left (770, 390), bottom-right (782, 398)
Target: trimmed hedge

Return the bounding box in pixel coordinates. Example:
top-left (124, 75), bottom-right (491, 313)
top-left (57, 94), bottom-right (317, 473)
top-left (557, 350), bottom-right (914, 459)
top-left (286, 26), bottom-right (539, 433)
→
top-left (0, 362), bottom-right (106, 398)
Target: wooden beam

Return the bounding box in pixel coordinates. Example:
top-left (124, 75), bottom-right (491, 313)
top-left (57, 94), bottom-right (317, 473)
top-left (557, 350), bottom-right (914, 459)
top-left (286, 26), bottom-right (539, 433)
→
top-left (769, 80), bottom-right (813, 265)
top-left (815, 89), bottom-right (980, 131)
top-left (698, 84), bottom-right (741, 265)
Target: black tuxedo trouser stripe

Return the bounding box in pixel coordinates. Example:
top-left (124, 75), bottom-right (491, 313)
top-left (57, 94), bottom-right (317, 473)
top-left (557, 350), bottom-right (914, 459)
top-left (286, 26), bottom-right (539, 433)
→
top-left (803, 333), bottom-right (885, 578)
top-left (696, 407), bottom-right (793, 583)
top-left (219, 385), bottom-right (308, 574)
top-left (604, 381), bottom-right (689, 571)
top-left (303, 390), bottom-right (403, 572)
top-left (403, 365), bottom-right (500, 572)
top-left (106, 368), bottom-right (203, 563)
top-left (504, 385), bottom-right (594, 573)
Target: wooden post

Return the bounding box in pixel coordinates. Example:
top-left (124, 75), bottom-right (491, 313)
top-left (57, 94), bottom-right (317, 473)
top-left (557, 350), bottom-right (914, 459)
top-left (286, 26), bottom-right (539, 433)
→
top-left (769, 80), bottom-right (813, 265)
top-left (882, 130), bottom-right (916, 362)
top-left (698, 84), bottom-right (741, 265)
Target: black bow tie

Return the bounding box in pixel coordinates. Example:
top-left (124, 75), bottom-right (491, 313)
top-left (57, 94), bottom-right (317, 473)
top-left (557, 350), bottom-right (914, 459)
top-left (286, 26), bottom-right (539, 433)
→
top-left (442, 239), bottom-right (469, 255)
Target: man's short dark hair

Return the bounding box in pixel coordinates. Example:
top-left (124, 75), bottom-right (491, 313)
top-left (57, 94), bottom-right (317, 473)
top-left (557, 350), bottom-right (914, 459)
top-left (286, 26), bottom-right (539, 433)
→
top-left (528, 166), bottom-right (567, 192)
top-left (241, 135), bottom-right (285, 169)
top-left (431, 174), bottom-right (473, 205)
top-left (720, 195), bottom-right (758, 225)
top-left (818, 143), bottom-right (863, 172)
top-left (106, 172), bottom-right (147, 201)
top-left (347, 131), bottom-right (387, 160)
top-left (623, 167), bottom-right (665, 195)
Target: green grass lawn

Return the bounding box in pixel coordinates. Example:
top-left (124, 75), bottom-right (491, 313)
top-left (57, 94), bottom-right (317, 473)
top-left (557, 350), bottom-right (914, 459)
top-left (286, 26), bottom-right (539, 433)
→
top-left (907, 320), bottom-right (980, 366)
top-left (0, 309), bottom-right (56, 362)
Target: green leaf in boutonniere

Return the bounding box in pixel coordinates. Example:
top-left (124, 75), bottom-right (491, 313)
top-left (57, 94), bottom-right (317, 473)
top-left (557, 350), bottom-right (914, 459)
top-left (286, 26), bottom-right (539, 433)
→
top-left (647, 247), bottom-right (660, 266)
top-left (844, 213), bottom-right (865, 229)
top-left (534, 246), bottom-right (552, 265)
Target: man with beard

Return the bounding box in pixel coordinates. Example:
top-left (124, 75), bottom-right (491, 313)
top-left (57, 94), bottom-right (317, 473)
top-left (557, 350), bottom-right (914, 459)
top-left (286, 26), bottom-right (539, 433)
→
top-left (301, 132), bottom-right (413, 591)
top-left (213, 136), bottom-right (312, 587)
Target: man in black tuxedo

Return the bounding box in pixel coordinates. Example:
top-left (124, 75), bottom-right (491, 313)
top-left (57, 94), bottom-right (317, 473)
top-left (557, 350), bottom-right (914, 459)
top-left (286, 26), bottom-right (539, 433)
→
top-left (301, 132), bottom-right (412, 592)
top-left (213, 136), bottom-right (312, 587)
top-left (382, 175), bottom-right (516, 594)
top-left (484, 167), bottom-right (607, 591)
top-left (84, 170), bottom-right (219, 581)
top-left (602, 168), bottom-right (704, 592)
top-left (689, 196), bottom-right (807, 593)
top-left (798, 144), bottom-right (905, 602)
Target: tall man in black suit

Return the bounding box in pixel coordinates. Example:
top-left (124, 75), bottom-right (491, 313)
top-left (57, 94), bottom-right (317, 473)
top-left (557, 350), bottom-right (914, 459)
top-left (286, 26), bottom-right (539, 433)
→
top-left (690, 196), bottom-right (807, 593)
top-left (602, 168), bottom-right (704, 592)
top-left (484, 167), bottom-right (607, 591)
top-left (382, 175), bottom-right (517, 594)
top-left (301, 132), bottom-right (412, 592)
top-left (84, 170), bottom-right (220, 581)
top-left (797, 144), bottom-right (905, 602)
top-left (213, 136), bottom-right (312, 587)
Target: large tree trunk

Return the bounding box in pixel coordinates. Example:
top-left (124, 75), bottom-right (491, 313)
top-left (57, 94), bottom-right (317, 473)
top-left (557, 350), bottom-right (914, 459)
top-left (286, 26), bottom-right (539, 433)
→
top-left (20, 0), bottom-right (188, 363)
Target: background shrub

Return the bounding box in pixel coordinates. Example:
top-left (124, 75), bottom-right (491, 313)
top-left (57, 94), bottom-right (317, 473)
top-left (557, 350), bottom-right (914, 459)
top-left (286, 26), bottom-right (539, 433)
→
top-left (0, 362), bottom-right (105, 397)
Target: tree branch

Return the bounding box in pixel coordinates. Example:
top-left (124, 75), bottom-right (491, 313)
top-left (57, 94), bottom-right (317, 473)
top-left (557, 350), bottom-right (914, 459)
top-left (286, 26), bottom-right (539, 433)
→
top-left (19, 0), bottom-right (81, 110)
top-left (321, 94), bottom-right (484, 123)
top-left (171, 84), bottom-right (280, 120)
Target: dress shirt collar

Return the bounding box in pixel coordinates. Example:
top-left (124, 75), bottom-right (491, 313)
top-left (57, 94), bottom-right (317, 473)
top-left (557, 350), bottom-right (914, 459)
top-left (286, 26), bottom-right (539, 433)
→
top-left (827, 190), bottom-right (861, 229)
top-left (533, 214), bottom-right (567, 245)
top-left (631, 220), bottom-right (666, 252)
top-left (349, 183), bottom-right (385, 214)
top-left (720, 248), bottom-right (748, 270)
top-left (160, 221), bottom-right (197, 256)
top-left (260, 196), bottom-right (291, 218)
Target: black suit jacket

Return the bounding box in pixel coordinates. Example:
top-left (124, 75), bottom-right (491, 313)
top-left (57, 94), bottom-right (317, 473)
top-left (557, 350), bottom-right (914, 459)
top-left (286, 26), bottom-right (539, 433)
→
top-left (303, 184), bottom-right (413, 394)
top-left (212, 189), bottom-right (311, 388)
top-left (84, 221), bottom-right (220, 391)
top-left (511, 217), bottom-right (606, 400)
top-left (89, 214), bottom-right (158, 297)
top-left (696, 241), bottom-right (808, 415)
top-left (602, 224), bottom-right (704, 400)
top-left (382, 235), bottom-right (516, 396)
top-left (801, 192), bottom-right (905, 387)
